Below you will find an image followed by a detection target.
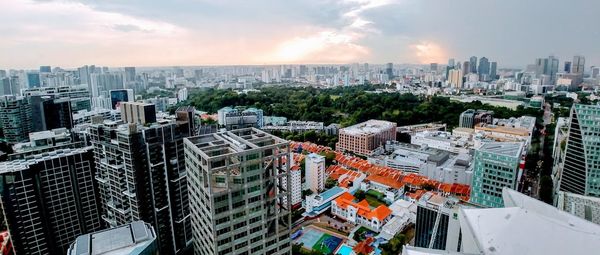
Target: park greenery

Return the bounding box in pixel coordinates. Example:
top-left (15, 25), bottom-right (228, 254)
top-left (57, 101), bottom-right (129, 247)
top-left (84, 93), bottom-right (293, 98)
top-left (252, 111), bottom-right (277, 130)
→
top-left (186, 85), bottom-right (543, 129)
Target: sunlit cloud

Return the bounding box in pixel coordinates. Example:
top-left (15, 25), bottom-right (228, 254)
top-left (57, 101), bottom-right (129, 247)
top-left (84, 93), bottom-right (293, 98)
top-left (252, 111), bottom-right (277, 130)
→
top-left (411, 41), bottom-right (448, 64)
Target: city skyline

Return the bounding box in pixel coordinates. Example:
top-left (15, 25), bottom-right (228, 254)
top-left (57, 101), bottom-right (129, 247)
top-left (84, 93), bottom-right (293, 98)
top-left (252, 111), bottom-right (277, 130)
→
top-left (1, 0), bottom-right (600, 69)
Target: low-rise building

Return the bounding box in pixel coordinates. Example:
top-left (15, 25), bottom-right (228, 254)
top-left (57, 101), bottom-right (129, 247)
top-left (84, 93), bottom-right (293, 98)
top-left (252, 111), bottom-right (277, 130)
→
top-left (411, 131), bottom-right (472, 154)
top-left (397, 123), bottom-right (447, 136)
top-left (361, 174), bottom-right (405, 203)
top-left (68, 221), bottom-right (158, 255)
top-left (331, 192), bottom-right (393, 232)
top-left (304, 186), bottom-right (347, 217)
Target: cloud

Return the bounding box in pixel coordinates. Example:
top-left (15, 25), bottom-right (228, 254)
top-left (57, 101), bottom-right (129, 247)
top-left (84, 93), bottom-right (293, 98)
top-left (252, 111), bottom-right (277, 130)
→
top-left (111, 24), bottom-right (150, 33)
top-left (1, 0), bottom-right (599, 68)
top-left (411, 42), bottom-right (448, 64)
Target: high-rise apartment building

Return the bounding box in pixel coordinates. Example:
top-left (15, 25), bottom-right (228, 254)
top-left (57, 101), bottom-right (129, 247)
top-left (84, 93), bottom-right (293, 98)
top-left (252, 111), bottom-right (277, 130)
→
top-left (305, 153), bottom-right (326, 193)
top-left (68, 221), bottom-right (158, 255)
top-left (22, 85), bottom-right (92, 112)
top-left (555, 104), bottom-right (600, 197)
top-left (336, 119), bottom-right (397, 156)
top-left (120, 101), bottom-right (157, 125)
top-left (90, 72), bottom-right (124, 97)
top-left (90, 118), bottom-right (193, 254)
top-left (448, 69), bottom-right (463, 89)
top-left (0, 147), bottom-right (102, 254)
top-left (0, 96), bottom-right (32, 143)
top-left (414, 192), bottom-right (461, 251)
top-left (184, 128), bottom-right (292, 255)
top-left (470, 142), bottom-right (523, 208)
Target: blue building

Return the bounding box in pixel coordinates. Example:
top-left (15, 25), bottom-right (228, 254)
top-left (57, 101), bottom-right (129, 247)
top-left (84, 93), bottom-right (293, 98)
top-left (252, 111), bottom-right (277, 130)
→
top-left (27, 72), bottom-right (41, 88)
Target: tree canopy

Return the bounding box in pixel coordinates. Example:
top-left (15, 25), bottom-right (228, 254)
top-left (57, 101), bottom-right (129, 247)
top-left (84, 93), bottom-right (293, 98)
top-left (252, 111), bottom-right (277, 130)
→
top-left (187, 85), bottom-right (543, 129)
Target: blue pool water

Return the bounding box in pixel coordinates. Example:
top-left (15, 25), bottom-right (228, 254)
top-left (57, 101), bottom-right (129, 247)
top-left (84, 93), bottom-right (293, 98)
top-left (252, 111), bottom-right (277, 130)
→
top-left (335, 244), bottom-right (353, 255)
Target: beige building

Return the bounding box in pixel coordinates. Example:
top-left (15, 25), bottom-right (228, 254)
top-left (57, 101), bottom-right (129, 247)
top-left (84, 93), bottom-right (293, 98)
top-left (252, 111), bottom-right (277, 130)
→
top-left (448, 69), bottom-right (463, 89)
top-left (336, 120), bottom-right (397, 156)
top-left (120, 102), bottom-right (156, 125)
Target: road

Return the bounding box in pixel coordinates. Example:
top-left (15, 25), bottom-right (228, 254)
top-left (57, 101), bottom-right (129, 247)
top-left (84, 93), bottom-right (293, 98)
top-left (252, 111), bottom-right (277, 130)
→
top-left (531, 103), bottom-right (552, 198)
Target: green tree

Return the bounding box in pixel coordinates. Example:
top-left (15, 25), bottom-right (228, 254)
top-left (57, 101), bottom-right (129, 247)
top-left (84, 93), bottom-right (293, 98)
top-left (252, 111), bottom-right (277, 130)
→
top-left (325, 178), bottom-right (338, 189)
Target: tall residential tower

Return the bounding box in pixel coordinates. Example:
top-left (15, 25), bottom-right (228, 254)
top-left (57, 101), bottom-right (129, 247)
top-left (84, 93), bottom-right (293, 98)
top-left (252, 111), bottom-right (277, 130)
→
top-left (184, 128), bottom-right (292, 255)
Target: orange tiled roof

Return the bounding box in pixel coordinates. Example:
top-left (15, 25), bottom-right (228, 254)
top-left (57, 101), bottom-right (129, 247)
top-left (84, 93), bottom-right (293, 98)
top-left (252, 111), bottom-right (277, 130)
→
top-left (335, 192), bottom-right (392, 221)
top-left (368, 205), bottom-right (392, 221)
top-left (353, 237), bottom-right (375, 254)
top-left (290, 141), bottom-right (472, 202)
top-left (365, 174), bottom-right (404, 189)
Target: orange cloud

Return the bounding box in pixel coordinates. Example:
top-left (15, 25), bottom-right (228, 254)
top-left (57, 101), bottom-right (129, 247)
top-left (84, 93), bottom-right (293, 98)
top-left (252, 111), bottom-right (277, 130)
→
top-left (410, 41), bottom-right (448, 64)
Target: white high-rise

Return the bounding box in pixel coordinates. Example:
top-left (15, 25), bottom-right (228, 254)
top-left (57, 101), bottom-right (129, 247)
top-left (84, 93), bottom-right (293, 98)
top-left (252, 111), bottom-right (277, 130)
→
top-left (305, 153), bottom-right (325, 193)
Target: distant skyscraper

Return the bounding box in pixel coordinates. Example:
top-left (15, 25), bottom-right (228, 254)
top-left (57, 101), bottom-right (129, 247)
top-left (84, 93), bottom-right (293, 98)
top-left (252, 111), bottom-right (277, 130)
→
top-left (385, 63), bottom-right (394, 79)
top-left (592, 66), bottom-right (600, 79)
top-left (90, 72), bottom-right (124, 97)
top-left (26, 72), bottom-right (41, 88)
top-left (564, 61), bottom-right (572, 73)
top-left (39, 66), bottom-right (51, 73)
top-left (184, 128), bottom-right (292, 255)
top-left (0, 77), bottom-right (18, 96)
top-left (462, 61), bottom-right (470, 76)
top-left (447, 58), bottom-right (455, 68)
top-left (556, 104), bottom-right (600, 197)
top-left (477, 57), bottom-right (490, 81)
top-left (123, 66), bottom-right (136, 83)
top-left (0, 147), bottom-right (102, 255)
top-left (470, 142), bottom-right (524, 208)
top-left (490, 62), bottom-right (497, 80)
top-left (572, 55), bottom-right (585, 74)
top-left (430, 63), bottom-right (438, 72)
top-left (0, 96), bottom-right (32, 143)
top-left (469, 56), bottom-right (477, 73)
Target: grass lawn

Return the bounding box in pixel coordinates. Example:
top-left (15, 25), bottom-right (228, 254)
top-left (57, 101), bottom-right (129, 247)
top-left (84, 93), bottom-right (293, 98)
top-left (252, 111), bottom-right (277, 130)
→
top-left (364, 189), bottom-right (387, 207)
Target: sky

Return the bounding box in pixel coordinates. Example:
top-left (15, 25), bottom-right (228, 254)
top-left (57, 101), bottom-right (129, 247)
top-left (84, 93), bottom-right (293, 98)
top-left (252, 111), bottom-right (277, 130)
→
top-left (1, 0), bottom-right (599, 69)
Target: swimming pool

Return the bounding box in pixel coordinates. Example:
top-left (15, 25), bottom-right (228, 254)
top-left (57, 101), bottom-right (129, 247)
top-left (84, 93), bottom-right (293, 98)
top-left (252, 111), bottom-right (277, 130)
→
top-left (335, 244), bottom-right (353, 255)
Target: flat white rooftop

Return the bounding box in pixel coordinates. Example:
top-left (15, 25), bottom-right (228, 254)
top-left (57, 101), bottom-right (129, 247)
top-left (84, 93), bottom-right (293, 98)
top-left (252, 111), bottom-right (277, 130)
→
top-left (341, 119), bottom-right (396, 136)
top-left (477, 142), bottom-right (523, 158)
